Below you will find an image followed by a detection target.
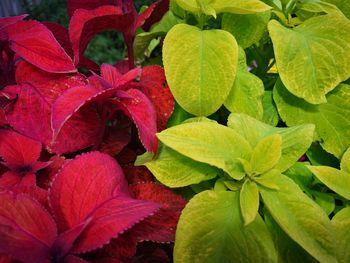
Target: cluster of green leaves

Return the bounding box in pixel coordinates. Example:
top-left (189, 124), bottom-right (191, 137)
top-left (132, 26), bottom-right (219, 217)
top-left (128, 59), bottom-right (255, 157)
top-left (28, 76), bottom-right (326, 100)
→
top-left (135, 0), bottom-right (350, 262)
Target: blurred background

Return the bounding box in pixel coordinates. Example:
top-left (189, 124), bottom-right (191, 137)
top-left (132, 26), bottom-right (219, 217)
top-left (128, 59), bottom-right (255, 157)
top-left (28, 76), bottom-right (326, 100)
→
top-left (0, 0), bottom-right (156, 64)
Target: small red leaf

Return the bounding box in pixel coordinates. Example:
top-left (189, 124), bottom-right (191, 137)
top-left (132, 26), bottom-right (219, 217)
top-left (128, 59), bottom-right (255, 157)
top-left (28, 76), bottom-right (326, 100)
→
top-left (137, 66), bottom-right (174, 131)
top-left (71, 197), bottom-right (160, 253)
top-left (118, 89), bottom-right (158, 154)
top-left (6, 20), bottom-right (76, 73)
top-left (49, 152), bottom-right (129, 232)
top-left (101, 64), bottom-right (141, 89)
top-left (130, 183), bottom-right (187, 242)
top-left (0, 192), bottom-right (56, 263)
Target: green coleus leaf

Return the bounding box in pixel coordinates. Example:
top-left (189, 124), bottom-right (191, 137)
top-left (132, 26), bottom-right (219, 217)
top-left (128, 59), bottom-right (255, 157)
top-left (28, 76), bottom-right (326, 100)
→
top-left (253, 169), bottom-right (280, 190)
top-left (227, 113), bottom-right (315, 172)
top-left (262, 91), bottom-right (279, 127)
top-left (332, 207), bottom-right (350, 263)
top-left (341, 148), bottom-right (350, 173)
top-left (311, 191), bottom-right (335, 216)
top-left (274, 81), bottom-right (350, 158)
top-left (324, 0), bottom-right (350, 18)
top-left (250, 133), bottom-right (282, 174)
top-left (136, 145), bottom-right (218, 188)
top-left (269, 14), bottom-right (350, 104)
top-left (151, 10), bottom-right (183, 33)
top-left (240, 180), bottom-right (260, 225)
top-left (264, 211), bottom-right (318, 263)
top-left (222, 11), bottom-right (270, 48)
top-left (224, 70), bottom-right (264, 120)
top-left (175, 0), bottom-right (271, 17)
top-left (259, 175), bottom-right (337, 263)
top-left (174, 190), bottom-right (277, 263)
top-left (163, 24), bottom-right (238, 116)
top-left (134, 32), bottom-right (164, 59)
top-left (307, 166), bottom-right (350, 200)
top-left (157, 121), bottom-right (253, 179)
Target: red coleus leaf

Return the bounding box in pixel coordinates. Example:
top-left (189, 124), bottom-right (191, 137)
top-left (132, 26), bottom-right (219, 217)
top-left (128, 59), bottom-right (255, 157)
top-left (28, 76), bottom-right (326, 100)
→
top-left (67, 0), bottom-right (120, 18)
top-left (141, 0), bottom-right (170, 31)
top-left (49, 152), bottom-right (130, 232)
top-left (0, 192), bottom-right (57, 263)
top-left (118, 89), bottom-right (158, 154)
top-left (136, 66), bottom-right (174, 131)
top-left (101, 64), bottom-right (141, 89)
top-left (5, 20), bottom-right (76, 73)
top-left (0, 15), bottom-right (27, 32)
top-left (130, 183), bottom-right (187, 243)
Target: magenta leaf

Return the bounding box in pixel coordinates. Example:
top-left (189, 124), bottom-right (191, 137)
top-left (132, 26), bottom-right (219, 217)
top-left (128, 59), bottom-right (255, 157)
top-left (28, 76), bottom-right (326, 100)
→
top-left (49, 152), bottom-right (129, 232)
top-left (71, 196), bottom-right (160, 253)
top-left (5, 20), bottom-right (76, 73)
top-left (101, 64), bottom-right (141, 89)
top-left (67, 0), bottom-right (119, 18)
top-left (117, 89), bottom-right (158, 154)
top-left (0, 192), bottom-right (57, 263)
top-left (141, 0), bottom-right (170, 31)
top-left (0, 15), bottom-right (27, 32)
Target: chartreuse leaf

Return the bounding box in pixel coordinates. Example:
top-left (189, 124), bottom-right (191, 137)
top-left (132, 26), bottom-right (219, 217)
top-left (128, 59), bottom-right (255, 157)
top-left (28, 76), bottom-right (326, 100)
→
top-left (163, 24), bottom-right (238, 116)
top-left (250, 134), bottom-right (282, 174)
top-left (222, 11), bottom-right (270, 48)
top-left (174, 190), bottom-right (277, 263)
top-left (264, 211), bottom-right (318, 263)
top-left (254, 169), bottom-right (280, 190)
top-left (157, 121), bottom-right (252, 179)
top-left (136, 145), bottom-right (218, 188)
top-left (262, 91), bottom-right (279, 126)
top-left (307, 166), bottom-right (350, 200)
top-left (240, 180), bottom-right (259, 225)
top-left (175, 0), bottom-right (271, 16)
top-left (269, 14), bottom-right (350, 104)
top-left (274, 81), bottom-right (350, 158)
top-left (332, 207), bottom-right (350, 263)
top-left (324, 0), bottom-right (350, 18)
top-left (227, 113), bottom-right (315, 172)
top-left (224, 70), bottom-right (264, 120)
top-left (341, 148), bottom-right (350, 173)
top-left (259, 175), bottom-right (337, 263)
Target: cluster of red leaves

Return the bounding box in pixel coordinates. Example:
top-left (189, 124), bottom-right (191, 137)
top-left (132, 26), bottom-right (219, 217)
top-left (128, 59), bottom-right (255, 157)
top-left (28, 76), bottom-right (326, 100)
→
top-left (0, 0), bottom-right (186, 262)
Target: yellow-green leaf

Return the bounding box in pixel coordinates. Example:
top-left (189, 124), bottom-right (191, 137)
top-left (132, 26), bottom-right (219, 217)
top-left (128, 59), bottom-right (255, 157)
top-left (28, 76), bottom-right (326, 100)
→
top-left (240, 180), bottom-right (260, 225)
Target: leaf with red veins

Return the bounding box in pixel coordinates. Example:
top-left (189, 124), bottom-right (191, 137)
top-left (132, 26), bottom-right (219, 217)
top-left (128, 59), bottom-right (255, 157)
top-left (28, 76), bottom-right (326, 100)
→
top-left (130, 183), bottom-right (187, 243)
top-left (122, 165), bottom-right (154, 185)
top-left (3, 84), bottom-right (53, 145)
top-left (0, 129), bottom-right (50, 176)
top-left (68, 6), bottom-right (123, 65)
top-left (42, 22), bottom-right (74, 59)
top-left (10, 184), bottom-right (49, 209)
top-left (16, 61), bottom-right (87, 104)
top-left (0, 15), bottom-right (27, 32)
top-left (0, 192), bottom-right (57, 263)
top-left (100, 64), bottom-right (141, 90)
top-left (117, 89), bottom-right (158, 154)
top-left (136, 66), bottom-right (174, 131)
top-left (37, 156), bottom-right (66, 190)
top-left (141, 0), bottom-right (169, 31)
top-left (49, 152), bottom-right (130, 232)
top-left (71, 196), bottom-right (160, 253)
top-left (0, 171), bottom-right (20, 188)
top-left (114, 60), bottom-right (129, 74)
top-left (67, 0), bottom-right (120, 18)
top-left (5, 20), bottom-right (76, 73)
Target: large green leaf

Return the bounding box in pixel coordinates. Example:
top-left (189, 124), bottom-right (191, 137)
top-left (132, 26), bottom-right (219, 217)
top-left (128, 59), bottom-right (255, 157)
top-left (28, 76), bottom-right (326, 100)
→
top-left (341, 148), bottom-right (350, 173)
top-left (324, 0), bottom-right (350, 18)
top-left (136, 145), bottom-right (218, 187)
top-left (227, 113), bottom-right (314, 172)
top-left (332, 207), bottom-right (350, 263)
top-left (222, 11), bottom-right (270, 48)
top-left (174, 190), bottom-right (277, 263)
top-left (307, 166), bottom-right (350, 200)
top-left (262, 91), bottom-right (279, 126)
top-left (157, 122), bottom-right (252, 178)
top-left (274, 80), bottom-right (350, 158)
top-left (175, 0), bottom-right (271, 16)
top-left (224, 70), bottom-right (264, 120)
top-left (163, 24), bottom-right (238, 116)
top-left (259, 175), bottom-right (337, 263)
top-left (269, 14), bottom-right (350, 104)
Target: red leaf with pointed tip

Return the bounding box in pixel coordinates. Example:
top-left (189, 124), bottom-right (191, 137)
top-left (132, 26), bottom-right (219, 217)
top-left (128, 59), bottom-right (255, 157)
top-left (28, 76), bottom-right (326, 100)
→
top-left (0, 15), bottom-right (27, 32)
top-left (69, 6), bottom-right (123, 65)
top-left (0, 192), bottom-right (56, 263)
top-left (71, 197), bottom-right (160, 253)
top-left (137, 66), bottom-right (174, 131)
top-left (130, 183), bottom-right (187, 242)
top-left (118, 89), bottom-right (158, 154)
top-left (141, 0), bottom-right (169, 31)
top-left (4, 84), bottom-right (52, 145)
top-left (42, 22), bottom-right (74, 59)
top-left (6, 20), bottom-right (76, 73)
top-left (49, 152), bottom-right (129, 232)
top-left (101, 64), bottom-right (141, 90)
top-left (10, 184), bottom-right (49, 208)
top-left (0, 129), bottom-right (41, 171)
top-left (0, 171), bottom-right (20, 188)
top-left (67, 0), bottom-right (120, 18)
